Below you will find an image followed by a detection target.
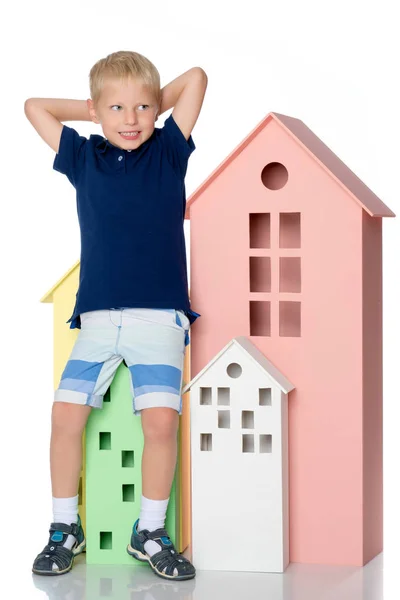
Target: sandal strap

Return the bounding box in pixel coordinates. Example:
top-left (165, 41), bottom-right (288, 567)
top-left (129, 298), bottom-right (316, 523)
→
top-left (37, 544), bottom-right (74, 571)
top-left (150, 547), bottom-right (192, 577)
top-left (50, 522), bottom-right (80, 538)
top-left (140, 527), bottom-right (169, 542)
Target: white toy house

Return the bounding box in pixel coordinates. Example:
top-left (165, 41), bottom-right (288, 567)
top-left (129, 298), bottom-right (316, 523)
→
top-left (182, 336), bottom-right (294, 572)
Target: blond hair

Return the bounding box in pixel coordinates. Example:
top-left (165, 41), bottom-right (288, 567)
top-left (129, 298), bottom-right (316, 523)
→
top-left (89, 50), bottom-right (161, 109)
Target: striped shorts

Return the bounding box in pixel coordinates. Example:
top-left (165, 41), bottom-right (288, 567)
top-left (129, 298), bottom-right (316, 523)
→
top-left (54, 308), bottom-right (190, 415)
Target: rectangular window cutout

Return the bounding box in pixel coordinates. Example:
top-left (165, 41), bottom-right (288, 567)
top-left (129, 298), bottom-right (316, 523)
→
top-left (217, 387), bottom-right (230, 405)
top-left (260, 434), bottom-right (272, 453)
top-left (200, 433), bottom-right (212, 451)
top-left (99, 432), bottom-right (111, 450)
top-left (200, 387), bottom-right (212, 405)
top-left (218, 410), bottom-right (230, 428)
top-left (279, 257), bottom-right (301, 292)
top-left (280, 213), bottom-right (301, 248)
top-left (250, 301), bottom-right (271, 336)
top-left (250, 256), bottom-right (271, 292)
top-left (242, 410), bottom-right (254, 429)
top-left (259, 388), bottom-right (272, 406)
top-left (279, 301), bottom-right (301, 337)
top-left (122, 484), bottom-right (135, 502)
top-left (100, 531), bottom-right (112, 550)
top-left (250, 213), bottom-right (270, 248)
top-left (122, 450), bottom-right (134, 468)
top-left (242, 434), bottom-right (254, 453)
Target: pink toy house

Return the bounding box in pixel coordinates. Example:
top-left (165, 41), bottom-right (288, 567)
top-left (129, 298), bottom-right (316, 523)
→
top-left (183, 111), bottom-right (395, 567)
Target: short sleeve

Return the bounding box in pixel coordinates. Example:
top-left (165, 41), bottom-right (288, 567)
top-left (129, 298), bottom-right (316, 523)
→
top-left (53, 124), bottom-right (87, 188)
top-left (159, 113), bottom-right (196, 179)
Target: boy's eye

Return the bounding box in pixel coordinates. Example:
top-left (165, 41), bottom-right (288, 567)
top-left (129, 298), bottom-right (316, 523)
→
top-left (110, 105), bottom-right (149, 110)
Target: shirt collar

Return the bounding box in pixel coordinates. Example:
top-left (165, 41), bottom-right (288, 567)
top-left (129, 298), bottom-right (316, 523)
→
top-left (95, 138), bottom-right (116, 154)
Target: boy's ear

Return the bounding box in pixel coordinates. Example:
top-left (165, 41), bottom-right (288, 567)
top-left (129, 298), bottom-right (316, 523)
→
top-left (87, 98), bottom-right (100, 124)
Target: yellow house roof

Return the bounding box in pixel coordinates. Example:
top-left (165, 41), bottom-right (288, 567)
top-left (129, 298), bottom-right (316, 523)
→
top-left (40, 259), bottom-right (80, 303)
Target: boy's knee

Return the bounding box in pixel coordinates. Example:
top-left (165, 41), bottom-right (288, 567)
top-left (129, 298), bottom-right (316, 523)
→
top-left (141, 407), bottom-right (179, 441)
top-left (51, 401), bottom-right (91, 435)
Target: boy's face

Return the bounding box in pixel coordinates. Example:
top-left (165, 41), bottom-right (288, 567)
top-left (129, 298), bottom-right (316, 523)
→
top-left (87, 76), bottom-right (159, 150)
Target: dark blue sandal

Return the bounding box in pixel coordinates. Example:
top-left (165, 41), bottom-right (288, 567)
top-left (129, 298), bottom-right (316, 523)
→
top-left (32, 515), bottom-right (86, 576)
top-left (127, 518), bottom-right (195, 580)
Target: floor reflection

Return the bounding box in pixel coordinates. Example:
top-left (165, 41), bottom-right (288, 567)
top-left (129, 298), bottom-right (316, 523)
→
top-left (31, 552), bottom-right (383, 600)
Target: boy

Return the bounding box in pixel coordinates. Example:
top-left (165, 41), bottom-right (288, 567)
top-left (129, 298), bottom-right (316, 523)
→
top-left (25, 50), bottom-right (207, 581)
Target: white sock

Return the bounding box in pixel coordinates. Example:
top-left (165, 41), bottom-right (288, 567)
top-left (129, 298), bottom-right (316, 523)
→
top-left (52, 494), bottom-right (79, 559)
top-left (137, 495), bottom-right (169, 557)
top-left (52, 494), bottom-right (79, 525)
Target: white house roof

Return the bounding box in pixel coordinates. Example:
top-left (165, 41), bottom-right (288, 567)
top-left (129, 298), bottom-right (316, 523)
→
top-left (182, 336), bottom-right (295, 395)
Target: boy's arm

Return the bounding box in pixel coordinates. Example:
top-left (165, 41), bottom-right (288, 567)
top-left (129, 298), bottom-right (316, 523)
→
top-left (24, 98), bottom-right (91, 154)
top-left (158, 67), bottom-right (208, 140)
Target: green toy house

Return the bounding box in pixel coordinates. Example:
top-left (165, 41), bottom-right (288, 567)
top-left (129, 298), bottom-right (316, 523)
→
top-left (85, 364), bottom-right (179, 565)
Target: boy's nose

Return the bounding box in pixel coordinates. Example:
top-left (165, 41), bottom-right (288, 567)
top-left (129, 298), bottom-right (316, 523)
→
top-left (124, 111), bottom-right (138, 125)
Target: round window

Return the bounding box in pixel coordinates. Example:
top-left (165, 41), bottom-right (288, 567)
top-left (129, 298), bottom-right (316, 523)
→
top-left (226, 363), bottom-right (242, 378)
top-left (261, 162), bottom-right (288, 190)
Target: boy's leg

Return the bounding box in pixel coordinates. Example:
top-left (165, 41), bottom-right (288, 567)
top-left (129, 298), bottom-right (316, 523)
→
top-left (123, 308), bottom-right (195, 579)
top-left (46, 403), bottom-right (92, 555)
top-left (33, 309), bottom-right (123, 576)
top-left (50, 402), bottom-right (92, 498)
top-left (137, 407), bottom-right (179, 556)
top-left (32, 400), bottom-right (90, 576)
top-left (140, 407), bottom-right (179, 501)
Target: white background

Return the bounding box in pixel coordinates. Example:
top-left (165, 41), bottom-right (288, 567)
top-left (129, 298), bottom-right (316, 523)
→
top-left (1, 0), bottom-right (398, 596)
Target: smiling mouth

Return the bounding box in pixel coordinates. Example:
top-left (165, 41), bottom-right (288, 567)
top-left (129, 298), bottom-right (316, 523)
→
top-left (119, 131), bottom-right (141, 138)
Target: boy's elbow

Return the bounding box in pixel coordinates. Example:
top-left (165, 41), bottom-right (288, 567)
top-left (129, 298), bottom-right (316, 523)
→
top-left (24, 98), bottom-right (36, 115)
top-left (192, 67), bottom-right (208, 80)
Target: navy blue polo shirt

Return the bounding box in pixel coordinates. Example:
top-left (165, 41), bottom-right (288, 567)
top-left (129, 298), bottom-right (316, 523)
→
top-left (53, 113), bottom-right (201, 329)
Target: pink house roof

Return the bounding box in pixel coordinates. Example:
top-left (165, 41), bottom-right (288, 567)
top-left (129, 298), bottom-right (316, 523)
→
top-left (185, 111), bottom-right (395, 219)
